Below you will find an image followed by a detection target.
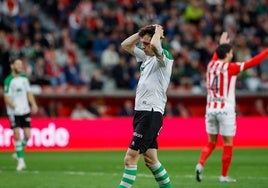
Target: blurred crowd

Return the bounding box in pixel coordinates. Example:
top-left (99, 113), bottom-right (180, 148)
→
top-left (0, 0), bottom-right (268, 117)
top-left (1, 0), bottom-right (268, 92)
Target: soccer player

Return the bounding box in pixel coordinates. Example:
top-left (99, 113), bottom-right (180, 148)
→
top-left (117, 24), bottom-right (173, 188)
top-left (195, 32), bottom-right (268, 183)
top-left (4, 58), bottom-right (38, 171)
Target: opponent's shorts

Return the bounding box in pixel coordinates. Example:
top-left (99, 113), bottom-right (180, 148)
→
top-left (9, 113), bottom-right (31, 129)
top-left (205, 111), bottom-right (236, 136)
top-left (129, 109), bottom-right (163, 153)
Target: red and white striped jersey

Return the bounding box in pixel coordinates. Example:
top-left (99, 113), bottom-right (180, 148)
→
top-left (206, 49), bottom-right (268, 112)
top-left (206, 59), bottom-right (244, 112)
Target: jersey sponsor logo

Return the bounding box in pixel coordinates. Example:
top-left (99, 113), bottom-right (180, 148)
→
top-left (207, 111), bottom-right (227, 115)
top-left (142, 100), bottom-right (147, 105)
top-left (208, 97), bottom-right (225, 102)
top-left (140, 64), bottom-right (145, 72)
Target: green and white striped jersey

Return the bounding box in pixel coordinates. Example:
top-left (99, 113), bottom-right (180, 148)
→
top-left (133, 46), bottom-right (173, 114)
top-left (4, 74), bottom-right (31, 115)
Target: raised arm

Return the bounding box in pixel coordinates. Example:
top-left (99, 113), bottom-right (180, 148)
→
top-left (150, 24), bottom-right (164, 58)
top-left (121, 33), bottom-right (140, 55)
top-left (243, 48), bottom-right (268, 70)
top-left (219, 32), bottom-right (230, 44)
top-left (211, 32), bottom-right (231, 60)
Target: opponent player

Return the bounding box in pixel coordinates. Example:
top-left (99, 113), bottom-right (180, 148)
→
top-left (4, 58), bottom-right (38, 171)
top-left (195, 32), bottom-right (268, 182)
top-left (117, 24), bottom-right (173, 187)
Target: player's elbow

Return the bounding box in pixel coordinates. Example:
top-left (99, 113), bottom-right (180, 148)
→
top-left (121, 43), bottom-right (133, 54)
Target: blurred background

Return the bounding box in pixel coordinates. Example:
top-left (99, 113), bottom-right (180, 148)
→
top-left (0, 0), bottom-right (267, 118)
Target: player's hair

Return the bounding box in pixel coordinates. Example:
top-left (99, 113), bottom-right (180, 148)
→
top-left (216, 44), bottom-right (232, 59)
top-left (138, 25), bottom-right (155, 38)
top-left (9, 56), bottom-right (20, 65)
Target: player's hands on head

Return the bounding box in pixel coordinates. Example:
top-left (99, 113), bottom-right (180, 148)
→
top-left (153, 24), bottom-right (164, 39)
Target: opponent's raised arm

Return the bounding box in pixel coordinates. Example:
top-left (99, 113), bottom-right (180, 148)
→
top-left (219, 32), bottom-right (230, 44)
top-left (211, 32), bottom-right (230, 60)
top-left (243, 48), bottom-right (268, 70)
top-left (121, 33), bottom-right (140, 55)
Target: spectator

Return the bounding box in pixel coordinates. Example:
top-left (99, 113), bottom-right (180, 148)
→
top-left (0, 38), bottom-right (11, 85)
top-left (245, 69), bottom-right (262, 92)
top-left (251, 99), bottom-right (267, 116)
top-left (88, 100), bottom-right (107, 117)
top-left (91, 31), bottom-right (109, 63)
top-left (101, 43), bottom-right (120, 75)
top-left (68, 7), bottom-right (81, 42)
top-left (2, 0), bottom-right (19, 17)
top-left (119, 100), bottom-right (134, 116)
top-left (164, 102), bottom-right (175, 117)
top-left (46, 54), bottom-right (66, 86)
top-left (173, 102), bottom-right (191, 118)
top-left (112, 56), bottom-right (130, 89)
top-left (31, 57), bottom-right (50, 85)
top-left (64, 54), bottom-right (86, 85)
top-left (89, 69), bottom-right (104, 90)
top-left (71, 102), bottom-right (96, 119)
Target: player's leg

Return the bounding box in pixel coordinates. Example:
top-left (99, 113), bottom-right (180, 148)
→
top-left (144, 111), bottom-right (171, 188)
top-left (195, 134), bottom-right (217, 182)
top-left (219, 113), bottom-right (236, 182)
top-left (22, 127), bottom-right (31, 148)
top-left (118, 111), bottom-right (144, 188)
top-left (9, 114), bottom-right (26, 170)
top-left (198, 134), bottom-right (218, 166)
top-left (144, 149), bottom-right (172, 188)
top-left (118, 148), bottom-right (140, 188)
top-left (219, 136), bottom-right (236, 182)
top-left (13, 127), bottom-right (23, 159)
top-left (13, 126), bottom-right (26, 171)
top-left (195, 113), bottom-right (218, 182)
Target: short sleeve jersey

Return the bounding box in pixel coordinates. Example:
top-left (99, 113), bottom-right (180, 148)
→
top-left (133, 46), bottom-right (173, 114)
top-left (4, 74), bottom-right (31, 115)
top-left (206, 49), bottom-right (268, 113)
top-left (206, 60), bottom-right (245, 113)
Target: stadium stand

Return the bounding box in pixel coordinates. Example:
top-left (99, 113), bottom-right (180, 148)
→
top-left (0, 0), bottom-right (267, 117)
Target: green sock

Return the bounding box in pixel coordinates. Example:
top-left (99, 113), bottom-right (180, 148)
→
top-left (118, 165), bottom-right (137, 188)
top-left (149, 162), bottom-right (172, 188)
top-left (15, 141), bottom-right (24, 158)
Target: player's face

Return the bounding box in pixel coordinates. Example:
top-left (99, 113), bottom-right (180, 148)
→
top-left (12, 59), bottom-right (23, 75)
top-left (140, 35), bottom-right (154, 56)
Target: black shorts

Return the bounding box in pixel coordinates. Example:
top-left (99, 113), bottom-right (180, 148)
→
top-left (9, 113), bottom-right (31, 129)
top-left (129, 109), bottom-right (163, 153)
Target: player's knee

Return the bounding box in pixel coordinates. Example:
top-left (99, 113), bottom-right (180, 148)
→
top-left (144, 156), bottom-right (158, 167)
top-left (13, 133), bottom-right (21, 141)
top-left (124, 154), bottom-right (138, 166)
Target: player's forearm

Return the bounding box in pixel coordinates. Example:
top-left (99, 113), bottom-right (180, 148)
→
top-left (244, 49), bottom-right (268, 70)
top-left (151, 32), bottom-right (163, 57)
top-left (27, 93), bottom-right (37, 107)
top-left (4, 96), bottom-right (15, 109)
top-left (121, 33), bottom-right (140, 55)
